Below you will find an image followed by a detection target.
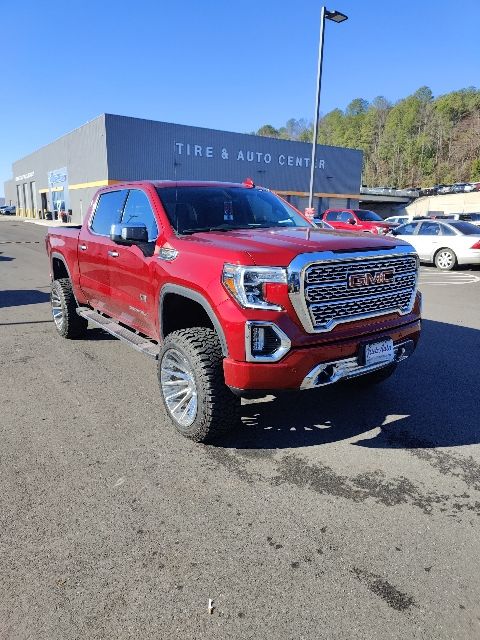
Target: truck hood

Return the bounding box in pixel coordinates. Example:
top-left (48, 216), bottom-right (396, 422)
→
top-left (176, 227), bottom-right (410, 266)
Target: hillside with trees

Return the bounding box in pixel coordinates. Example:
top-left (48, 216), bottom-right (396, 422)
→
top-left (254, 87), bottom-right (480, 188)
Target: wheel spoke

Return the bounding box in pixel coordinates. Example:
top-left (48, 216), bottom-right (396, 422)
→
top-left (160, 348), bottom-right (198, 428)
top-left (51, 287), bottom-right (64, 329)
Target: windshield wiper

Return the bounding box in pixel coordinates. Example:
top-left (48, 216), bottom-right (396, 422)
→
top-left (180, 224), bottom-right (254, 235)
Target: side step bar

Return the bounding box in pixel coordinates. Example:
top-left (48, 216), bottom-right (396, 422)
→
top-left (77, 307), bottom-right (159, 359)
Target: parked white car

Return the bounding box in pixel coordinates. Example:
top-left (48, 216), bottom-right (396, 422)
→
top-left (392, 220), bottom-right (480, 270)
top-left (384, 215), bottom-right (410, 224)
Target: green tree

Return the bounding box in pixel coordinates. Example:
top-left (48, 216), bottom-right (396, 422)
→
top-left (256, 124), bottom-right (280, 138)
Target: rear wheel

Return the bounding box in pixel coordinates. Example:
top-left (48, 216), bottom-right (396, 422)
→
top-left (434, 248), bottom-right (457, 271)
top-left (158, 327), bottom-right (240, 442)
top-left (50, 278), bottom-right (88, 339)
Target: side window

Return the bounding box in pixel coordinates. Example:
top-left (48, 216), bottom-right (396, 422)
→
top-left (397, 223), bottom-right (418, 235)
top-left (325, 211), bottom-right (337, 221)
top-left (338, 211), bottom-right (354, 222)
top-left (121, 190), bottom-right (159, 241)
top-left (419, 222), bottom-right (441, 236)
top-left (440, 224), bottom-right (456, 236)
top-left (91, 190), bottom-right (128, 236)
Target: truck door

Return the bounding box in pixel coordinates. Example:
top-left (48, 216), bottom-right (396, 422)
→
top-left (77, 189), bottom-right (128, 313)
top-left (107, 188), bottom-right (159, 337)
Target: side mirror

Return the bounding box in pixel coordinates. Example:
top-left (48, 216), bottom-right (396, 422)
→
top-left (110, 223), bottom-right (149, 245)
top-left (348, 218), bottom-right (356, 225)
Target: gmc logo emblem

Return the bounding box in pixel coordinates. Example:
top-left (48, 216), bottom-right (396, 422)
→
top-left (348, 269), bottom-right (395, 288)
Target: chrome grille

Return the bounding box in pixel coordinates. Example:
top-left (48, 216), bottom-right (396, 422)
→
top-left (303, 254), bottom-right (418, 331)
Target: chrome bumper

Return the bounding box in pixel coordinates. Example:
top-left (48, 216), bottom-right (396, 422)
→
top-left (300, 340), bottom-right (415, 390)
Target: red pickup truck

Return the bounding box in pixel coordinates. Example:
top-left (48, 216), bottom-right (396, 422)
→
top-left (322, 208), bottom-right (397, 234)
top-left (46, 180), bottom-right (421, 442)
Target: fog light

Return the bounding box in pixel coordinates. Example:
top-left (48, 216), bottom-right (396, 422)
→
top-left (245, 322), bottom-right (291, 363)
top-left (252, 326), bottom-right (265, 352)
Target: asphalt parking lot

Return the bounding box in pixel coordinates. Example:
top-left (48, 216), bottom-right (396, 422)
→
top-left (1, 218), bottom-right (479, 639)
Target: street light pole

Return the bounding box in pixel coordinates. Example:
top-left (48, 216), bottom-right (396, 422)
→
top-left (308, 7), bottom-right (348, 211)
top-left (308, 6), bottom-right (327, 211)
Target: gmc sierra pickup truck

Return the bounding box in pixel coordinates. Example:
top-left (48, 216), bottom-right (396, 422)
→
top-left (46, 180), bottom-right (421, 442)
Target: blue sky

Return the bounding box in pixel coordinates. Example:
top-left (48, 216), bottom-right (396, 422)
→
top-left (2, 0), bottom-right (479, 196)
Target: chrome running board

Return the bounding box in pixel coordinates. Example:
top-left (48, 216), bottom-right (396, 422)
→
top-left (77, 307), bottom-right (159, 359)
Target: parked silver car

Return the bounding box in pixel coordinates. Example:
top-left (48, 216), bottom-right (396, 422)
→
top-left (392, 220), bottom-right (480, 270)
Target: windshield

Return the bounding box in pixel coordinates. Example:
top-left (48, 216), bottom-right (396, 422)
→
top-left (156, 186), bottom-right (311, 234)
top-left (448, 221), bottom-right (480, 235)
top-left (353, 209), bottom-right (383, 222)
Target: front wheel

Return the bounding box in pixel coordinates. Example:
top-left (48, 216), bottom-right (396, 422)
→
top-left (434, 248), bottom-right (457, 271)
top-left (158, 327), bottom-right (240, 442)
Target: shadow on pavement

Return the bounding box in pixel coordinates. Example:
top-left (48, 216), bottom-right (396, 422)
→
top-left (0, 252), bottom-right (14, 262)
top-left (86, 328), bottom-right (117, 341)
top-left (219, 320), bottom-right (480, 450)
top-left (0, 289), bottom-right (50, 308)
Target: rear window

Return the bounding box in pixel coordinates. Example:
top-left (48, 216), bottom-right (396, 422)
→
top-left (448, 221), bottom-right (480, 235)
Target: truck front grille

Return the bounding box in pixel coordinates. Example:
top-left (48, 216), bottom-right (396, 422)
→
top-left (301, 254), bottom-right (418, 332)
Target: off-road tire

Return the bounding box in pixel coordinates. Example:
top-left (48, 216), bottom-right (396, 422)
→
top-left (346, 363), bottom-right (397, 387)
top-left (50, 278), bottom-right (88, 339)
top-left (158, 327), bottom-right (240, 443)
top-left (434, 248), bottom-right (457, 271)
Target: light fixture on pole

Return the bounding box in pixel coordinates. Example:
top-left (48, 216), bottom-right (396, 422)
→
top-left (308, 7), bottom-right (348, 211)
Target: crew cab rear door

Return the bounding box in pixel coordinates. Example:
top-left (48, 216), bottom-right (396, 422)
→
top-left (78, 189), bottom-right (128, 313)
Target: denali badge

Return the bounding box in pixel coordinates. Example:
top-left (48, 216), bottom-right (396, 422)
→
top-left (348, 269), bottom-right (395, 288)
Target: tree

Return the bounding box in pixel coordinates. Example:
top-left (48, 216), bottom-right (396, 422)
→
top-left (346, 98), bottom-right (369, 116)
top-left (256, 124), bottom-right (280, 138)
top-left (470, 158), bottom-right (480, 182)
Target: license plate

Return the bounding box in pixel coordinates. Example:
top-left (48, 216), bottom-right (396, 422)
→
top-left (363, 339), bottom-right (394, 366)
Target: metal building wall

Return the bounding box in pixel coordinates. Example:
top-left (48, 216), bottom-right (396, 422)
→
top-left (4, 180), bottom-right (15, 207)
top-left (5, 115), bottom-right (108, 223)
top-left (105, 114), bottom-right (362, 204)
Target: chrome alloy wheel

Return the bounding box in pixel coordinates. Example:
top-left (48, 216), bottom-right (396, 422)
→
top-left (51, 287), bottom-right (64, 329)
top-left (160, 348), bottom-right (198, 427)
top-left (437, 250), bottom-right (454, 270)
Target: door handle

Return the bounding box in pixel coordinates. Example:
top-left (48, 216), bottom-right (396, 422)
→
top-left (108, 250), bottom-right (119, 258)
top-left (80, 244), bottom-right (87, 251)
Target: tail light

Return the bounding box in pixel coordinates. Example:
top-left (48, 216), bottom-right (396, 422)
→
top-left (471, 240), bottom-right (480, 249)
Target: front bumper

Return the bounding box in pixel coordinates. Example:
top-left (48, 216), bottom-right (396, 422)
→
top-left (300, 339), bottom-right (414, 389)
top-left (223, 319), bottom-right (421, 393)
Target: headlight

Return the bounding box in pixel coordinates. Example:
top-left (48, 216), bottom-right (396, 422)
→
top-left (222, 264), bottom-right (287, 310)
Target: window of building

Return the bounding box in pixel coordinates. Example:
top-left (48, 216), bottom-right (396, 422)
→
top-left (90, 190), bottom-right (128, 236)
top-left (121, 190), bottom-right (158, 241)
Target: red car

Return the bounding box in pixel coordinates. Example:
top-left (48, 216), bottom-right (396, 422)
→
top-left (46, 181), bottom-right (421, 443)
top-left (322, 209), bottom-right (397, 234)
